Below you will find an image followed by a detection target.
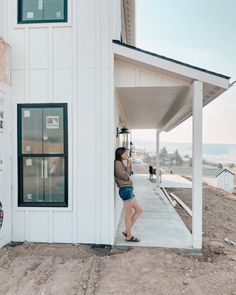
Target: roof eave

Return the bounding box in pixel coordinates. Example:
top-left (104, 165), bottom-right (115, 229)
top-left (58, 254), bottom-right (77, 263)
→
top-left (113, 41), bottom-right (230, 88)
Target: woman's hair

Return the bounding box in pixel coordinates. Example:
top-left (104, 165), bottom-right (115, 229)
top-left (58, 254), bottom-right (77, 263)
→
top-left (115, 147), bottom-right (126, 161)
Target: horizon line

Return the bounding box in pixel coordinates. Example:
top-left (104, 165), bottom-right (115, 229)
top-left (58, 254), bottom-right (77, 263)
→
top-left (133, 140), bottom-right (236, 145)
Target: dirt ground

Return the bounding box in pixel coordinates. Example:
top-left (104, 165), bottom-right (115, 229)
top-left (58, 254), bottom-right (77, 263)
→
top-left (0, 185), bottom-right (236, 295)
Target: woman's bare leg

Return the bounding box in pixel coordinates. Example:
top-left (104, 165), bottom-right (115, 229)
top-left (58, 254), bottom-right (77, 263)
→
top-left (123, 200), bottom-right (132, 239)
top-left (123, 199), bottom-right (142, 236)
top-left (130, 199), bottom-right (143, 227)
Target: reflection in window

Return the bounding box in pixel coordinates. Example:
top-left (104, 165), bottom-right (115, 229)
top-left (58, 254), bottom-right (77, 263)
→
top-left (43, 108), bottom-right (64, 154)
top-left (22, 108), bottom-right (64, 154)
top-left (18, 0), bottom-right (67, 23)
top-left (18, 103), bottom-right (68, 207)
top-left (22, 108), bottom-right (43, 154)
top-left (45, 157), bottom-right (65, 202)
top-left (23, 157), bottom-right (65, 203)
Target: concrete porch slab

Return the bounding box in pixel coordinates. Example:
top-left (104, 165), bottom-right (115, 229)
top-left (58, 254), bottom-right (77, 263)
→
top-left (160, 174), bottom-right (192, 188)
top-left (115, 174), bottom-right (193, 249)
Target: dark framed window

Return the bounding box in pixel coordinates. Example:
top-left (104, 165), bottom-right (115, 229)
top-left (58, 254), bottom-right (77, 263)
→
top-left (18, 0), bottom-right (68, 24)
top-left (17, 103), bottom-right (68, 207)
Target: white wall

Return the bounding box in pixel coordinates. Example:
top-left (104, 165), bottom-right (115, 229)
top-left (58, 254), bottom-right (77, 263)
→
top-left (204, 173), bottom-right (234, 193)
top-left (114, 59), bottom-right (190, 88)
top-left (0, 0), bottom-right (3, 38)
top-left (217, 172), bottom-right (234, 193)
top-left (114, 92), bottom-right (123, 232)
top-left (4, 0), bottom-right (115, 245)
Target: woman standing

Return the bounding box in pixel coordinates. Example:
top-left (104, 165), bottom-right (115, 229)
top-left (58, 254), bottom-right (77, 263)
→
top-left (114, 147), bottom-right (143, 242)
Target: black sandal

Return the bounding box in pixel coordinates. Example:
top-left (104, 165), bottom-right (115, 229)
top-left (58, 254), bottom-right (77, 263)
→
top-left (126, 236), bottom-right (140, 242)
top-left (122, 231), bottom-right (127, 238)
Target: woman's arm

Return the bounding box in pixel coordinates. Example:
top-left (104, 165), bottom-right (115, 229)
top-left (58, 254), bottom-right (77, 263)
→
top-left (115, 161), bottom-right (130, 181)
top-left (125, 165), bottom-right (132, 176)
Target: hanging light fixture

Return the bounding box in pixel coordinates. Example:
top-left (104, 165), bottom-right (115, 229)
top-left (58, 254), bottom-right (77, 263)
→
top-left (130, 141), bottom-right (134, 157)
top-left (117, 127), bottom-right (130, 150)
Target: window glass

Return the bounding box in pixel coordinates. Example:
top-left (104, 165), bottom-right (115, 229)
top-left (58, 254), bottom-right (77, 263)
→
top-left (18, 104), bottom-right (68, 207)
top-left (44, 157), bottom-right (65, 202)
top-left (44, 0), bottom-right (64, 20)
top-left (23, 157), bottom-right (65, 203)
top-left (43, 108), bottom-right (64, 154)
top-left (22, 108), bottom-right (43, 154)
top-left (23, 157), bottom-right (44, 202)
top-left (22, 0), bottom-right (43, 21)
top-left (19, 0), bottom-right (67, 23)
top-left (21, 107), bottom-right (64, 154)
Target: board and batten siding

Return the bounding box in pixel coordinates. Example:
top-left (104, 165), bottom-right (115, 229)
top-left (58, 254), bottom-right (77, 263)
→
top-left (1, 0), bottom-right (115, 245)
top-left (114, 91), bottom-right (123, 233)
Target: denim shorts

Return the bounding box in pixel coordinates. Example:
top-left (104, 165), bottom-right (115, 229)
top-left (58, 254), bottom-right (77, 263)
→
top-left (119, 186), bottom-right (135, 202)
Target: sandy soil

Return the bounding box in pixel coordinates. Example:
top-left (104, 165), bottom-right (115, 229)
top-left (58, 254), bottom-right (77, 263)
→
top-left (0, 185), bottom-right (236, 295)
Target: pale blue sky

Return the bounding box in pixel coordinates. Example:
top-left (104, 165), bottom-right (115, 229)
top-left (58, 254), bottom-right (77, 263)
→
top-left (133, 0), bottom-right (236, 144)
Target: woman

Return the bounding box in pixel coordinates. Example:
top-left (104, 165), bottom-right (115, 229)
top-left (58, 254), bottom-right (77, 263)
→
top-left (114, 147), bottom-right (143, 242)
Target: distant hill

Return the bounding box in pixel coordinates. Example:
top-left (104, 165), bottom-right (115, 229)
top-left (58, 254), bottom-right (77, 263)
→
top-left (132, 140), bottom-right (236, 164)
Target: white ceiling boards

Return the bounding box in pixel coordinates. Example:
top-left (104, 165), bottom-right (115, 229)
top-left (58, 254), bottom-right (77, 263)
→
top-left (114, 41), bottom-right (230, 132)
top-left (117, 86), bottom-right (190, 129)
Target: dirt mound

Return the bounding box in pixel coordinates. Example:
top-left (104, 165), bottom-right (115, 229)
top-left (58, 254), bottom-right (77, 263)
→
top-left (0, 186), bottom-right (236, 294)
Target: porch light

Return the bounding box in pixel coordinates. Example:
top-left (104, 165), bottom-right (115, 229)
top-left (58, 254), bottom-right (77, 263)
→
top-left (130, 141), bottom-right (134, 157)
top-left (117, 127), bottom-right (130, 150)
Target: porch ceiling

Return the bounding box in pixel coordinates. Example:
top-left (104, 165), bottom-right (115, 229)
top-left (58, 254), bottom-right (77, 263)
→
top-left (114, 41), bottom-right (230, 132)
top-left (117, 86), bottom-right (190, 129)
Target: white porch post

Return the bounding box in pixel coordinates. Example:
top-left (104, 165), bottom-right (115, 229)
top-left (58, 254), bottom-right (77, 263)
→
top-left (192, 80), bottom-right (203, 249)
top-left (156, 130), bottom-right (160, 187)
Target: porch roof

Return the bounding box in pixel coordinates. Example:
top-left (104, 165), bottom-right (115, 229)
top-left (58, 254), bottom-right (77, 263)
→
top-left (113, 40), bottom-right (230, 80)
top-left (113, 41), bottom-right (231, 132)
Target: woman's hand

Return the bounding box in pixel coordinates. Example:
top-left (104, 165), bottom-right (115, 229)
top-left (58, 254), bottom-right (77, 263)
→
top-left (127, 158), bottom-right (132, 167)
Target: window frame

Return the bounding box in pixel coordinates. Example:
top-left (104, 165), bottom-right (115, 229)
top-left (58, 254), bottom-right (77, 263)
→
top-left (17, 103), bottom-right (68, 207)
top-left (17, 0), bottom-right (68, 24)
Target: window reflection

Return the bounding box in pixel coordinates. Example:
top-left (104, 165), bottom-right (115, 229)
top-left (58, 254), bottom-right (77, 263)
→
top-left (20, 0), bottom-right (66, 22)
top-left (43, 108), bottom-right (64, 154)
top-left (22, 107), bottom-right (64, 154)
top-left (23, 157), bottom-right (44, 202)
top-left (23, 157), bottom-right (65, 203)
top-left (18, 104), bottom-right (67, 206)
top-left (22, 108), bottom-right (43, 154)
top-left (44, 157), bottom-right (65, 202)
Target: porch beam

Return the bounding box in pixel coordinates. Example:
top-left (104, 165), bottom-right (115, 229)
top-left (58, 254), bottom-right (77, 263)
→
top-left (192, 80), bottom-right (203, 249)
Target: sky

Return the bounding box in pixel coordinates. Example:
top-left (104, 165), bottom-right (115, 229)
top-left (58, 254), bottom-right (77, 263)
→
top-left (132, 0), bottom-right (236, 144)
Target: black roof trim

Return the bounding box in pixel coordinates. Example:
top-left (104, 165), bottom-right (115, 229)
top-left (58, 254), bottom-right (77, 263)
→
top-left (113, 40), bottom-right (230, 80)
top-left (216, 168), bottom-right (235, 177)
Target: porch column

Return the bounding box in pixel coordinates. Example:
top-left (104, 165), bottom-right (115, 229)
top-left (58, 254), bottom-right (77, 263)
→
top-left (192, 80), bottom-right (203, 249)
top-left (156, 129), bottom-right (160, 187)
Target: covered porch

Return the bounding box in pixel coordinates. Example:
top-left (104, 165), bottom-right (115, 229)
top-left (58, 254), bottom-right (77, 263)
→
top-left (113, 40), bottom-right (230, 250)
top-left (115, 174), bottom-right (192, 249)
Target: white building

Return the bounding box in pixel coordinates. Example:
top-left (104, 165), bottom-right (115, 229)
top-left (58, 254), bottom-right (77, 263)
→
top-left (170, 166), bottom-right (235, 193)
top-left (0, 0), bottom-right (231, 250)
top-left (203, 168), bottom-right (234, 193)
